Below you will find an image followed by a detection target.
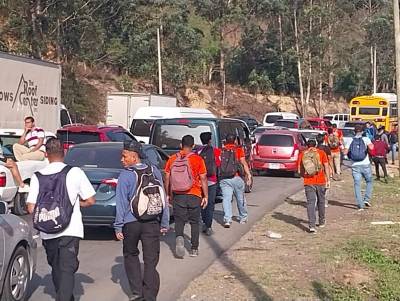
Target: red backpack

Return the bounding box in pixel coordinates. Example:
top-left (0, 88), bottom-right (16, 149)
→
top-left (170, 153), bottom-right (194, 192)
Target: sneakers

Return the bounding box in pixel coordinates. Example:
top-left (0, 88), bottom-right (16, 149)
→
top-left (204, 228), bottom-right (213, 236)
top-left (189, 249), bottom-right (199, 257)
top-left (239, 218), bottom-right (248, 225)
top-left (223, 221), bottom-right (231, 228)
top-left (309, 227), bottom-right (317, 233)
top-left (357, 208), bottom-right (365, 212)
top-left (364, 201), bottom-right (372, 208)
top-left (175, 236), bottom-right (185, 258)
top-left (317, 223), bottom-right (326, 228)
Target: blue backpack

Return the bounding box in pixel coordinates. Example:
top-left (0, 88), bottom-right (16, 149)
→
top-left (348, 137), bottom-right (367, 162)
top-left (32, 166), bottom-right (73, 234)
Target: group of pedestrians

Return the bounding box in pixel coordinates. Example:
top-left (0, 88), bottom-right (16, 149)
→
top-left (25, 129), bottom-right (252, 301)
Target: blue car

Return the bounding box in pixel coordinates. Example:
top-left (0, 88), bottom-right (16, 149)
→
top-left (64, 142), bottom-right (169, 227)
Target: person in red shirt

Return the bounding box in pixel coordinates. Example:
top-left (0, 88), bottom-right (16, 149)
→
top-left (372, 135), bottom-right (390, 182)
top-left (219, 134), bottom-right (252, 228)
top-left (297, 139), bottom-right (330, 233)
top-left (165, 135), bottom-right (208, 258)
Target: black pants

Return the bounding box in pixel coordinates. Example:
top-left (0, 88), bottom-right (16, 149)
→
top-left (304, 185), bottom-right (326, 228)
top-left (373, 157), bottom-right (388, 178)
top-left (201, 184), bottom-right (217, 228)
top-left (122, 221), bottom-right (161, 301)
top-left (173, 194), bottom-right (201, 250)
top-left (42, 236), bottom-right (80, 301)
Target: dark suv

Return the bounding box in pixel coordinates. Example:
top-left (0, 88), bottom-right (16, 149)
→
top-left (57, 124), bottom-right (137, 150)
top-left (149, 118), bottom-right (253, 192)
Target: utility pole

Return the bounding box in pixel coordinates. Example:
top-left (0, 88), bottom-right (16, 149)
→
top-left (393, 0), bottom-right (400, 175)
top-left (157, 26), bottom-right (163, 95)
top-left (373, 45), bottom-right (377, 94)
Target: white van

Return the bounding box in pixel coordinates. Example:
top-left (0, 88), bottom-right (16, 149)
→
top-left (263, 112), bottom-right (299, 127)
top-left (130, 106), bottom-right (216, 143)
top-left (327, 113), bottom-right (350, 128)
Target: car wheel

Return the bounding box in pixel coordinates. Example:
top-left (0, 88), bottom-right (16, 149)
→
top-left (12, 193), bottom-right (28, 216)
top-left (1, 246), bottom-right (30, 301)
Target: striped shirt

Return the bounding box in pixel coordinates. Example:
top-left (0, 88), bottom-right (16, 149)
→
top-left (26, 127), bottom-right (46, 152)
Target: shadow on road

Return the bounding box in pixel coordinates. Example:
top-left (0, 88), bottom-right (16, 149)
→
top-left (271, 212), bottom-right (309, 232)
top-left (327, 200), bottom-right (358, 209)
top-left (28, 272), bottom-right (94, 300)
top-left (110, 256), bottom-right (134, 298)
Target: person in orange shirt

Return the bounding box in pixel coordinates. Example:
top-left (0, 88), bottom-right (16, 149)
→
top-left (165, 135), bottom-right (208, 258)
top-left (298, 139), bottom-right (330, 233)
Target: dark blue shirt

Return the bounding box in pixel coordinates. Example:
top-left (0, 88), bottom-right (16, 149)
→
top-left (114, 163), bottom-right (169, 232)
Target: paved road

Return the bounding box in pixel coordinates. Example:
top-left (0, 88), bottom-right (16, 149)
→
top-left (25, 174), bottom-right (302, 301)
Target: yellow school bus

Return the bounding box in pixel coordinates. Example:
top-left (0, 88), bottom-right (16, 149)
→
top-left (349, 95), bottom-right (390, 129)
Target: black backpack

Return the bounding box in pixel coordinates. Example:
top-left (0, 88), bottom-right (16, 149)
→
top-left (196, 145), bottom-right (216, 178)
top-left (389, 132), bottom-right (398, 144)
top-left (33, 166), bottom-right (73, 234)
top-left (128, 165), bottom-right (165, 222)
top-left (219, 148), bottom-right (238, 179)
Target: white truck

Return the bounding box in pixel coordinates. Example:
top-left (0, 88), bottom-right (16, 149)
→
top-left (0, 51), bottom-right (72, 214)
top-left (105, 92), bottom-right (177, 130)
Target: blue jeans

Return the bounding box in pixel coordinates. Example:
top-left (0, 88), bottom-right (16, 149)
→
top-left (201, 184), bottom-right (217, 228)
top-left (390, 143), bottom-right (397, 163)
top-left (352, 164), bottom-right (373, 209)
top-left (220, 176), bottom-right (248, 223)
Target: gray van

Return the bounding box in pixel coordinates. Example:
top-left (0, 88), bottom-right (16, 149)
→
top-left (149, 117), bottom-right (253, 192)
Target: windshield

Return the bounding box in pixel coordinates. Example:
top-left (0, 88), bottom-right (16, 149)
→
top-left (58, 132), bottom-right (100, 144)
top-left (152, 123), bottom-right (212, 150)
top-left (342, 128), bottom-right (355, 137)
top-left (265, 115), bottom-right (283, 124)
top-left (275, 120), bottom-right (296, 128)
top-left (65, 146), bottom-right (123, 168)
top-left (259, 134), bottom-right (294, 147)
top-left (131, 119), bottom-right (153, 137)
top-left (308, 120), bottom-right (319, 127)
top-left (323, 115), bottom-right (333, 120)
top-left (359, 107), bottom-right (380, 115)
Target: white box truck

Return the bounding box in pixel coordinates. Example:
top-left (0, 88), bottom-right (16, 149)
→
top-left (106, 92), bottom-right (177, 129)
top-left (0, 52), bottom-right (71, 214)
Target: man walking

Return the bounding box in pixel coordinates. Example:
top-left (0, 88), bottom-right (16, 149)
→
top-left (27, 138), bottom-right (96, 301)
top-left (114, 140), bottom-right (169, 301)
top-left (326, 127), bottom-right (342, 177)
top-left (372, 135), bottom-right (389, 183)
top-left (344, 124), bottom-right (374, 210)
top-left (389, 125), bottom-right (398, 164)
top-left (195, 132), bottom-right (220, 236)
top-left (298, 139), bottom-right (330, 233)
top-left (13, 116), bottom-right (46, 161)
top-left (219, 134), bottom-right (252, 228)
top-left (165, 135), bottom-right (208, 258)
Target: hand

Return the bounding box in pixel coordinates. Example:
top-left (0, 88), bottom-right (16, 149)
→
top-left (326, 181), bottom-right (331, 189)
top-left (115, 232), bottom-right (124, 241)
top-left (160, 227), bottom-right (169, 235)
top-left (246, 175), bottom-right (252, 186)
top-left (201, 198), bottom-right (208, 209)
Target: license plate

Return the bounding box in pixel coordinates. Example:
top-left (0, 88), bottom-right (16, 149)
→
top-left (269, 163), bottom-right (281, 169)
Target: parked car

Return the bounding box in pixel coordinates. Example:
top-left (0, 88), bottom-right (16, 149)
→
top-left (306, 118), bottom-right (333, 131)
top-left (0, 201), bottom-right (37, 301)
top-left (57, 124), bottom-right (137, 151)
top-left (149, 117), bottom-right (254, 192)
top-left (328, 114), bottom-right (350, 128)
top-left (274, 119), bottom-right (312, 130)
top-left (252, 130), bottom-right (307, 176)
top-left (295, 129), bottom-right (326, 142)
top-left (263, 112), bottom-right (299, 127)
top-left (64, 142), bottom-right (169, 227)
top-left (233, 116), bottom-right (260, 132)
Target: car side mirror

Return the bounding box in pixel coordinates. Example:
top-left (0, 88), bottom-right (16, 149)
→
top-left (0, 201), bottom-right (8, 214)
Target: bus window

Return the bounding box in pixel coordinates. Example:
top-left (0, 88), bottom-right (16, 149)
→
top-left (359, 108), bottom-right (380, 115)
top-left (390, 103), bottom-right (398, 117)
top-left (351, 107), bottom-right (357, 115)
top-left (382, 108), bottom-right (388, 116)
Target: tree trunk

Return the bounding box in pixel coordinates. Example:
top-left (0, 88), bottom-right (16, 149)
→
top-left (327, 1), bottom-right (334, 99)
top-left (373, 44), bottom-right (377, 93)
top-left (294, 6), bottom-right (305, 117)
top-left (220, 29), bottom-right (227, 106)
top-left (278, 14), bottom-right (284, 70)
top-left (30, 0), bottom-right (42, 58)
top-left (305, 0), bottom-right (313, 118)
top-left (318, 15), bottom-right (323, 117)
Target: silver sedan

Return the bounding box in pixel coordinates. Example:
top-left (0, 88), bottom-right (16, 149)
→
top-left (0, 202), bottom-right (37, 301)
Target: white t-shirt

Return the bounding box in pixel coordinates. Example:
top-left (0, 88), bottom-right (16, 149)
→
top-left (26, 127), bottom-right (46, 152)
top-left (344, 136), bottom-right (372, 166)
top-left (27, 162), bottom-right (95, 240)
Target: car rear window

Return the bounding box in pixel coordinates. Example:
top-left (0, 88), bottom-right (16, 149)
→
top-left (131, 119), bottom-right (153, 137)
top-left (275, 120), bottom-right (296, 128)
top-left (57, 131), bottom-right (100, 144)
top-left (342, 128), bottom-right (355, 137)
top-left (265, 115), bottom-right (283, 124)
top-left (259, 134), bottom-right (294, 147)
top-left (65, 146), bottom-right (123, 168)
top-left (152, 123), bottom-right (212, 150)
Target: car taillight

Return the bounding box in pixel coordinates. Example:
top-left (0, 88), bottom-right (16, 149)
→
top-left (291, 144), bottom-right (299, 160)
top-left (253, 144), bottom-right (259, 156)
top-left (101, 178), bottom-right (118, 187)
top-left (0, 172), bottom-right (6, 187)
top-left (63, 142), bottom-right (74, 150)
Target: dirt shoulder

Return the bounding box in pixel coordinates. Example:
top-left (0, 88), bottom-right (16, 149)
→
top-left (179, 168), bottom-right (400, 301)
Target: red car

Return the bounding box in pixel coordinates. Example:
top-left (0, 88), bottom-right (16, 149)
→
top-left (252, 130), bottom-right (307, 176)
top-left (57, 124), bottom-right (137, 150)
top-left (306, 118), bottom-right (332, 131)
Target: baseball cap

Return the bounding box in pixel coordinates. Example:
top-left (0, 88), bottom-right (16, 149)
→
top-left (123, 140), bottom-right (145, 158)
